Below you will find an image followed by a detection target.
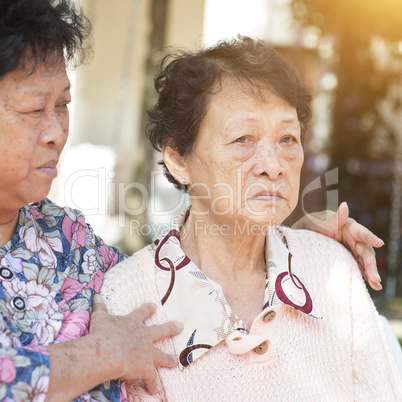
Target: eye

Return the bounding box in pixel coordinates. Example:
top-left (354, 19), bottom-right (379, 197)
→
top-left (234, 136), bottom-right (252, 144)
top-left (31, 108), bottom-right (44, 114)
top-left (57, 100), bottom-right (71, 109)
top-left (280, 135), bottom-right (298, 144)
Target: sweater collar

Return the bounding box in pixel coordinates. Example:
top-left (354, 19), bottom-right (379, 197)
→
top-left (147, 211), bottom-right (321, 369)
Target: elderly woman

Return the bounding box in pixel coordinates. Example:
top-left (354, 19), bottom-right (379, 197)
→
top-left (101, 37), bottom-right (402, 400)
top-left (0, 0), bottom-right (388, 400)
top-left (0, 0), bottom-right (183, 400)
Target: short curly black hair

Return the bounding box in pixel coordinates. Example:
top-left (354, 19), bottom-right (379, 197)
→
top-left (146, 36), bottom-right (312, 191)
top-left (0, 0), bottom-right (92, 78)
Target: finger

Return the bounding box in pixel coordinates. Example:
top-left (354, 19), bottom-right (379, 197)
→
top-left (147, 320), bottom-right (184, 342)
top-left (152, 347), bottom-right (179, 368)
top-left (367, 278), bottom-right (383, 291)
top-left (142, 368), bottom-right (158, 396)
top-left (333, 201), bottom-right (349, 232)
top-left (355, 242), bottom-right (382, 289)
top-left (315, 203), bottom-right (348, 237)
top-left (90, 295), bottom-right (109, 333)
top-left (358, 257), bottom-right (383, 291)
top-left (130, 302), bottom-right (157, 322)
top-left (349, 222), bottom-right (384, 248)
top-left (92, 294), bottom-right (108, 312)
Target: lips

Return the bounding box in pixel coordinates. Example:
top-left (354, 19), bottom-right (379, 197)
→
top-left (251, 189), bottom-right (284, 200)
top-left (39, 160), bottom-right (58, 169)
top-left (38, 160), bottom-right (58, 177)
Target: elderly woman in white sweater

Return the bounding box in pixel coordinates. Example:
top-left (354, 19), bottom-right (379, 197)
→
top-left (101, 36), bottom-right (402, 400)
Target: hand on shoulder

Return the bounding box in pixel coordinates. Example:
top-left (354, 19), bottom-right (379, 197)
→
top-left (90, 295), bottom-right (183, 395)
top-left (292, 202), bottom-right (383, 290)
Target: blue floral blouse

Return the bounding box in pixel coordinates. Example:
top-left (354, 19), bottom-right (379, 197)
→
top-left (0, 199), bottom-right (125, 401)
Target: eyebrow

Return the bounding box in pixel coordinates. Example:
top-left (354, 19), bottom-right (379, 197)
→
top-left (27, 83), bottom-right (71, 97)
top-left (282, 118), bottom-right (300, 125)
top-left (226, 115), bottom-right (300, 128)
top-left (225, 116), bottom-right (259, 128)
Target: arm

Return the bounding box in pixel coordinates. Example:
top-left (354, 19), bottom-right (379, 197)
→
top-left (292, 202), bottom-right (383, 290)
top-left (46, 300), bottom-right (183, 401)
top-left (0, 343), bottom-right (51, 401)
top-left (349, 258), bottom-right (402, 397)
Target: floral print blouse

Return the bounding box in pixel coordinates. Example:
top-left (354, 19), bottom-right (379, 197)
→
top-left (0, 199), bottom-right (125, 401)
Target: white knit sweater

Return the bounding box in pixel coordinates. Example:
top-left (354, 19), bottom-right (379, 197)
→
top-left (101, 229), bottom-right (402, 401)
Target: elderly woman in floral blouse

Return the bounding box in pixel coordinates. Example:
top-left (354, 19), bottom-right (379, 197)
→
top-left (0, 0), bottom-right (183, 400)
top-left (0, 1), bottom-right (386, 401)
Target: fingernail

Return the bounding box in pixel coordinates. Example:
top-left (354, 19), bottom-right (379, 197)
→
top-left (372, 272), bottom-right (381, 282)
top-left (174, 321), bottom-right (184, 331)
top-left (376, 283), bottom-right (383, 290)
top-left (379, 239), bottom-right (385, 246)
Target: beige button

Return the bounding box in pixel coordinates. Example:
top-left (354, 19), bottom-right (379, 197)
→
top-left (253, 341), bottom-right (268, 355)
top-left (263, 310), bottom-right (276, 323)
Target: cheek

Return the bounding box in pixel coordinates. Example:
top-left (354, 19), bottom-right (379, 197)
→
top-left (285, 151), bottom-right (303, 199)
top-left (286, 145), bottom-right (304, 171)
top-left (62, 119), bottom-right (69, 145)
top-left (58, 111), bottom-right (69, 135)
top-left (227, 143), bottom-right (256, 164)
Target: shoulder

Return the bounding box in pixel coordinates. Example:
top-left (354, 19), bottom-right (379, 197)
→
top-left (101, 246), bottom-right (157, 315)
top-left (104, 246), bottom-right (154, 280)
top-left (28, 198), bottom-right (124, 268)
top-left (26, 198), bottom-right (90, 239)
top-left (282, 228), bottom-right (373, 321)
top-left (29, 198), bottom-right (85, 222)
top-left (282, 227), bottom-right (360, 284)
top-left (284, 227), bottom-right (356, 264)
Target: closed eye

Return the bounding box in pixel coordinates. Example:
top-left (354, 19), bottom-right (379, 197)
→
top-left (234, 136), bottom-right (252, 144)
top-left (57, 102), bottom-right (70, 110)
top-left (31, 108), bottom-right (44, 114)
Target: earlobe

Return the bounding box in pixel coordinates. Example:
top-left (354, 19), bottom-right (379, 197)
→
top-left (163, 146), bottom-right (189, 184)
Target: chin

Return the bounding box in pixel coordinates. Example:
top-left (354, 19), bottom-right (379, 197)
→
top-left (28, 187), bottom-right (52, 205)
top-left (234, 214), bottom-right (284, 234)
top-left (243, 204), bottom-right (291, 225)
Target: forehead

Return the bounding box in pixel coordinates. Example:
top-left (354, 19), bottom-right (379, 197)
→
top-left (0, 62), bottom-right (70, 96)
top-left (204, 77), bottom-right (297, 120)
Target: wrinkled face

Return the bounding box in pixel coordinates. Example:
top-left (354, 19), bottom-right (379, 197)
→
top-left (182, 78), bottom-right (304, 227)
top-left (0, 62), bottom-right (70, 212)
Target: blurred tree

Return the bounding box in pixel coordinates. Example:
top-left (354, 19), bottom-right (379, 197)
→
top-left (126, 0), bottom-right (169, 253)
top-left (291, 0), bottom-right (402, 298)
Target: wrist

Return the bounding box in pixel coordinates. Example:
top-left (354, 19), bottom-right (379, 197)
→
top-left (89, 332), bottom-right (127, 380)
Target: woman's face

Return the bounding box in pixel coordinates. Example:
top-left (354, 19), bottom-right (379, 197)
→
top-left (181, 78), bottom-right (304, 227)
top-left (0, 62), bottom-right (70, 213)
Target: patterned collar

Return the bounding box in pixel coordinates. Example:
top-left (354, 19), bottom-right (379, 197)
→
top-left (146, 211), bottom-right (321, 369)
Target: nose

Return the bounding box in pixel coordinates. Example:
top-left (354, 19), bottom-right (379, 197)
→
top-left (39, 110), bottom-right (69, 148)
top-left (252, 143), bottom-right (284, 180)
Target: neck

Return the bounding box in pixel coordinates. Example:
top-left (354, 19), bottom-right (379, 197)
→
top-left (0, 209), bottom-right (20, 247)
top-left (180, 212), bottom-right (267, 283)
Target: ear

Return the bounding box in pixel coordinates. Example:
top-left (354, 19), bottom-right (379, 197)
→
top-left (163, 145), bottom-right (189, 185)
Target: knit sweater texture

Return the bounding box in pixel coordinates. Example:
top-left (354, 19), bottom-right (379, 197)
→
top-left (101, 228), bottom-right (402, 401)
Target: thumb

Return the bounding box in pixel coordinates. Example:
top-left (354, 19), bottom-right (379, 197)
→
top-left (332, 201), bottom-right (349, 232)
top-left (92, 294), bottom-right (108, 312)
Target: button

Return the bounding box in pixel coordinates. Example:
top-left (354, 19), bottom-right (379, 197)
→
top-left (11, 296), bottom-right (26, 312)
top-left (253, 341), bottom-right (268, 355)
top-left (263, 310), bottom-right (276, 323)
top-left (0, 267), bottom-right (13, 281)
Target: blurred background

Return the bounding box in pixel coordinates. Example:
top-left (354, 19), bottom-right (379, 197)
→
top-left (50, 0), bottom-right (402, 340)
